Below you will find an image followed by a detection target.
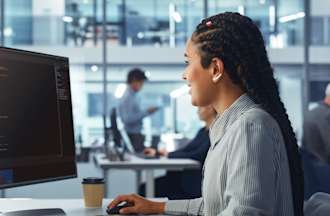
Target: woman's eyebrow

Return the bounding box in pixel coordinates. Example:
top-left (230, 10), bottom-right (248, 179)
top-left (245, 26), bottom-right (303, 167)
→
top-left (184, 53), bottom-right (189, 58)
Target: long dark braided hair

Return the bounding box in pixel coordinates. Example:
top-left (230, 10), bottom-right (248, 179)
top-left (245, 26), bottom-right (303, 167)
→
top-left (191, 12), bottom-right (304, 216)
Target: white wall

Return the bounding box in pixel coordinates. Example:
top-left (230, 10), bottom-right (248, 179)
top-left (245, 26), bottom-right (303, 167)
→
top-left (311, 0), bottom-right (330, 16)
top-left (32, 0), bottom-right (65, 45)
top-left (279, 77), bottom-right (303, 143)
top-left (32, 0), bottom-right (65, 16)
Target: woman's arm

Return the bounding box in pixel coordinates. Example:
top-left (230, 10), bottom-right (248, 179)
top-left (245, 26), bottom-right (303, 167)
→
top-left (108, 195), bottom-right (204, 215)
top-left (165, 198), bottom-right (204, 216)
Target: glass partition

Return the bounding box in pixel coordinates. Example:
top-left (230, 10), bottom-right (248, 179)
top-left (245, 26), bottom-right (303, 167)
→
top-left (276, 0), bottom-right (304, 47)
top-left (106, 0), bottom-right (203, 47)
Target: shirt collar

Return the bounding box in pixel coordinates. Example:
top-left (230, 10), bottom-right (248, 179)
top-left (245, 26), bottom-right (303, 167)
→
top-left (209, 93), bottom-right (260, 149)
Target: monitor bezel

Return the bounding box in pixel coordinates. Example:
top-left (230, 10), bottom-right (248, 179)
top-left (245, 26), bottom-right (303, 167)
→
top-left (0, 47), bottom-right (77, 190)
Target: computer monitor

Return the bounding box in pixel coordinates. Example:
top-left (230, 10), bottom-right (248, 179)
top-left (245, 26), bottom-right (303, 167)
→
top-left (110, 108), bottom-right (121, 148)
top-left (0, 47), bottom-right (76, 215)
top-left (109, 108), bottom-right (135, 158)
top-left (109, 108), bottom-right (159, 160)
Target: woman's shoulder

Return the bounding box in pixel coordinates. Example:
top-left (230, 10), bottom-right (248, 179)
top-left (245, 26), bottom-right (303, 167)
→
top-left (239, 106), bottom-right (279, 129)
top-left (228, 106), bottom-right (283, 142)
top-left (226, 107), bottom-right (284, 156)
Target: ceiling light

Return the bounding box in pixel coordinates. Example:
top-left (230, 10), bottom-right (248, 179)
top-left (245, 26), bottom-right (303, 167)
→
top-left (91, 65), bottom-right (98, 72)
top-left (172, 11), bottom-right (182, 23)
top-left (62, 16), bottom-right (73, 23)
top-left (279, 12), bottom-right (305, 23)
top-left (238, 6), bottom-right (245, 15)
top-left (137, 32), bottom-right (144, 39)
top-left (4, 27), bottom-right (13, 37)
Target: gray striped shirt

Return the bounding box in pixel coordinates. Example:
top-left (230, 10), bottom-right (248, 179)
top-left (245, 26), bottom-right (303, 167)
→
top-left (165, 94), bottom-right (294, 216)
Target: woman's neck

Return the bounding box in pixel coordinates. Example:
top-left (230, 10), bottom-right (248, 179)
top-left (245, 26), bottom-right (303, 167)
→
top-left (213, 88), bottom-right (245, 114)
top-left (205, 118), bottom-right (214, 129)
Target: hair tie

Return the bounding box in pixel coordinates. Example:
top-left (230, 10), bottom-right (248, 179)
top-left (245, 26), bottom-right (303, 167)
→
top-left (206, 21), bottom-right (212, 27)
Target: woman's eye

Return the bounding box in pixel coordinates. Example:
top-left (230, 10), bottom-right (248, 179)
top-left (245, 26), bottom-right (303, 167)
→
top-left (184, 60), bottom-right (189, 65)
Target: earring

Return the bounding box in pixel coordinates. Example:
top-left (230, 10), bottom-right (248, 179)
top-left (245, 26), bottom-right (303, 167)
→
top-left (212, 73), bottom-right (222, 83)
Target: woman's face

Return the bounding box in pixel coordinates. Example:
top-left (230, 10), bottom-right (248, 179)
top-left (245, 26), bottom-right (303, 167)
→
top-left (183, 40), bottom-right (216, 106)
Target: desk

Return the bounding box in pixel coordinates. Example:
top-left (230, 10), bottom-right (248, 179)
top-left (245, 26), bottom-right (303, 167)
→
top-left (94, 153), bottom-right (200, 198)
top-left (0, 198), bottom-right (166, 216)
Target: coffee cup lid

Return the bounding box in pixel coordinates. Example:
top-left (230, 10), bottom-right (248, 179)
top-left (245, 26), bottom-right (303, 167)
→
top-left (82, 177), bottom-right (104, 184)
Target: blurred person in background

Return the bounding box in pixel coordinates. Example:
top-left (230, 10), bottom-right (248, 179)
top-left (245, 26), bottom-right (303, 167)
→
top-left (140, 105), bottom-right (216, 199)
top-left (302, 83), bottom-right (330, 163)
top-left (118, 68), bottom-right (158, 153)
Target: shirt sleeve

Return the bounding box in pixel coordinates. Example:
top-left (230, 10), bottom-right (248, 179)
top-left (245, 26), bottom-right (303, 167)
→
top-left (219, 117), bottom-right (277, 216)
top-left (165, 198), bottom-right (204, 216)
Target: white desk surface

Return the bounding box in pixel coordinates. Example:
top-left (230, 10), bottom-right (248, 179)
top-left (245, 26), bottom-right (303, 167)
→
top-left (0, 198), bottom-right (167, 216)
top-left (95, 153), bottom-right (200, 170)
top-left (94, 153), bottom-right (200, 198)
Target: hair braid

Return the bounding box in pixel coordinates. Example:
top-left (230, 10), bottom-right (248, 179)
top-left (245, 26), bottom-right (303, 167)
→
top-left (192, 12), bottom-right (304, 216)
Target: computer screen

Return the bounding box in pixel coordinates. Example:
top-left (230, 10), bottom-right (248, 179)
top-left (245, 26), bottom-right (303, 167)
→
top-left (109, 108), bottom-right (134, 154)
top-left (110, 108), bottom-right (121, 148)
top-left (0, 47), bottom-right (76, 189)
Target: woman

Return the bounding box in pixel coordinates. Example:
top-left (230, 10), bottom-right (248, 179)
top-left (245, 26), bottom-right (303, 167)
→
top-left (108, 12), bottom-right (304, 216)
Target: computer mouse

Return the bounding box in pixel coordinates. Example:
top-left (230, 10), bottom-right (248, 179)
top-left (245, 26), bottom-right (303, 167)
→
top-left (106, 202), bottom-right (133, 215)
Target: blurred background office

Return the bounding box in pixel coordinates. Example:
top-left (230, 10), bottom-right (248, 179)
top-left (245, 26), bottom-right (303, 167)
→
top-left (0, 0), bottom-right (330, 200)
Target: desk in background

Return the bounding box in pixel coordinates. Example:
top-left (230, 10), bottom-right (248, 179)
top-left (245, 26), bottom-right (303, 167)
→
top-left (94, 153), bottom-right (200, 198)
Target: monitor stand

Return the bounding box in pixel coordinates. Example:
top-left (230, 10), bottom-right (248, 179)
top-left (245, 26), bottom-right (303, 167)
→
top-left (2, 208), bottom-right (66, 216)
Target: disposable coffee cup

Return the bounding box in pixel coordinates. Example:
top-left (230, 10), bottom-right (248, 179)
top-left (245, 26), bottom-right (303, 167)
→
top-left (82, 177), bottom-right (104, 208)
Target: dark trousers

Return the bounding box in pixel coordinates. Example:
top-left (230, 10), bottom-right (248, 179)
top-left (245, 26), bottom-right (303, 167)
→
top-left (127, 133), bottom-right (145, 153)
top-left (139, 171), bottom-right (201, 200)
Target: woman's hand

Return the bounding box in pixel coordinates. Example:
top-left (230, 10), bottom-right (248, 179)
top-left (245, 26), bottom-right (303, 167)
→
top-left (144, 148), bottom-right (168, 157)
top-left (108, 193), bottom-right (165, 215)
top-left (158, 149), bottom-right (168, 157)
top-left (144, 148), bottom-right (157, 157)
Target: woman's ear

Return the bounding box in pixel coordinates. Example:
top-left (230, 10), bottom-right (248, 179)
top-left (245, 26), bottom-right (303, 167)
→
top-left (211, 57), bottom-right (224, 83)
